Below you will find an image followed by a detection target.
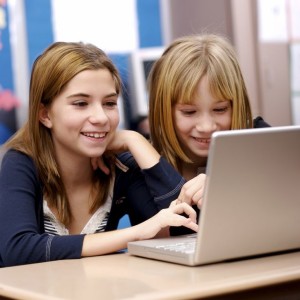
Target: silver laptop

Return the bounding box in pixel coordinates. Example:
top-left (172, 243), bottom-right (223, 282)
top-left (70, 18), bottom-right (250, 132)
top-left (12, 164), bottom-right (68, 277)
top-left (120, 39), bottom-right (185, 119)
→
top-left (128, 125), bottom-right (300, 266)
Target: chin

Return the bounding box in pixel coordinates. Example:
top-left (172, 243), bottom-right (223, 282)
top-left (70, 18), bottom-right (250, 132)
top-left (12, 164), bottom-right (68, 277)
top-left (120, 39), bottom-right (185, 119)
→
top-left (193, 149), bottom-right (209, 158)
top-left (84, 149), bottom-right (105, 158)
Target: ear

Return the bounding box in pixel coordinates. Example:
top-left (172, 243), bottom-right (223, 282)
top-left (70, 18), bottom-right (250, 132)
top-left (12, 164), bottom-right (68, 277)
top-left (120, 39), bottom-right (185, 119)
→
top-left (39, 104), bottom-right (52, 128)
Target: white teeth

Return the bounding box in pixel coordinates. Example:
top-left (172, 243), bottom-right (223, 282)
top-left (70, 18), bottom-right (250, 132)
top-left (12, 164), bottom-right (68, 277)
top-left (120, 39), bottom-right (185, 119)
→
top-left (83, 132), bottom-right (106, 138)
top-left (195, 138), bottom-right (210, 143)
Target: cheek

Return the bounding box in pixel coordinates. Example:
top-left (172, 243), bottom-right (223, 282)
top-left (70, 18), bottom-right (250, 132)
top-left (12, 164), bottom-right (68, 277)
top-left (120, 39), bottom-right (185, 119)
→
top-left (222, 112), bottom-right (232, 129)
top-left (174, 114), bottom-right (191, 137)
top-left (108, 110), bottom-right (120, 129)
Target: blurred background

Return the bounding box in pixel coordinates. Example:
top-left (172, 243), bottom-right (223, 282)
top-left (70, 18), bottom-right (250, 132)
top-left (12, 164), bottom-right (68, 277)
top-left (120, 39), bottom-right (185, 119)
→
top-left (0, 0), bottom-right (299, 146)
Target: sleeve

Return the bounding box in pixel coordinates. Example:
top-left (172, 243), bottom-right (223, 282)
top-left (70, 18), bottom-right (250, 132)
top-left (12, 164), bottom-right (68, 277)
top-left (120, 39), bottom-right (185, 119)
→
top-left (142, 156), bottom-right (200, 237)
top-left (0, 150), bottom-right (85, 267)
top-left (253, 116), bottom-right (271, 128)
top-left (142, 157), bottom-right (185, 209)
top-left (116, 153), bottom-right (185, 226)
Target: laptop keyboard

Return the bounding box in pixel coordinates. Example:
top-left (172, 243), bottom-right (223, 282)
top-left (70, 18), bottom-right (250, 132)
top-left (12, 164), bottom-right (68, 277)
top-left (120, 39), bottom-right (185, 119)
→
top-left (155, 241), bottom-right (196, 254)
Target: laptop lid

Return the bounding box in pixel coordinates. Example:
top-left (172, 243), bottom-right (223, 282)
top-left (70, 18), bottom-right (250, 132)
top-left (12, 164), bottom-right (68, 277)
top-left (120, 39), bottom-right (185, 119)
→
top-left (128, 126), bottom-right (300, 266)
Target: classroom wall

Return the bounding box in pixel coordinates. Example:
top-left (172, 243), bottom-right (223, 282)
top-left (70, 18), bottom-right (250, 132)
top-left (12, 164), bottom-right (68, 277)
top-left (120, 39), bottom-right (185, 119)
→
top-left (0, 0), bottom-right (163, 143)
top-left (161, 0), bottom-right (299, 127)
top-left (0, 0), bottom-right (18, 143)
top-left (0, 0), bottom-right (299, 146)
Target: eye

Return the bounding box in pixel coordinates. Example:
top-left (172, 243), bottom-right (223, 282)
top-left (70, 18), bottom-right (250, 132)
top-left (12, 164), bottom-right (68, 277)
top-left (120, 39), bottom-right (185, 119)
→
top-left (73, 100), bottom-right (88, 107)
top-left (104, 98), bottom-right (118, 108)
top-left (181, 109), bottom-right (196, 116)
top-left (213, 101), bottom-right (232, 113)
top-left (176, 104), bottom-right (196, 116)
top-left (214, 106), bottom-right (229, 113)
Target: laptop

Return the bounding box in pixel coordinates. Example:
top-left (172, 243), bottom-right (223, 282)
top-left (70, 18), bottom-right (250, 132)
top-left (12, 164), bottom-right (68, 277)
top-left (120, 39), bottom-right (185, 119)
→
top-left (128, 125), bottom-right (300, 266)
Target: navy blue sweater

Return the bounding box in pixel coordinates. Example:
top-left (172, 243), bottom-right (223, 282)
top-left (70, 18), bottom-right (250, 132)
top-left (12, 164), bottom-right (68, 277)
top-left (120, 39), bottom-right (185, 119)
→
top-left (0, 150), bottom-right (184, 267)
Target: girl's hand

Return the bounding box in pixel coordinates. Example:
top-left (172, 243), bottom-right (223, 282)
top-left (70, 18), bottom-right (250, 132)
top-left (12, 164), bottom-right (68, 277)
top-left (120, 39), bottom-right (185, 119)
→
top-left (176, 173), bottom-right (206, 209)
top-left (82, 200), bottom-right (198, 257)
top-left (92, 130), bottom-right (160, 172)
top-left (91, 130), bottom-right (131, 174)
top-left (91, 156), bottom-right (110, 174)
top-left (159, 200), bottom-right (199, 230)
top-left (137, 200), bottom-right (198, 240)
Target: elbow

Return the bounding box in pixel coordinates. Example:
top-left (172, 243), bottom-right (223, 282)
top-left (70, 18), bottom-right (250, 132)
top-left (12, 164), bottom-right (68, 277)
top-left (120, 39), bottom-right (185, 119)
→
top-left (0, 234), bottom-right (50, 267)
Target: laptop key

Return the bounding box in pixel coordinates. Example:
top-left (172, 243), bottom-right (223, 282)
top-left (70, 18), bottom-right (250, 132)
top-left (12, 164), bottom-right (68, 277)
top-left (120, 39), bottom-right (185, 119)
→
top-left (156, 242), bottom-right (196, 254)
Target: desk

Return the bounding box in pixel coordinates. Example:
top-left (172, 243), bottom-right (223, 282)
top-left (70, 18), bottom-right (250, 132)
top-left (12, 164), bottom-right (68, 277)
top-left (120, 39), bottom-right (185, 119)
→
top-left (0, 251), bottom-right (300, 300)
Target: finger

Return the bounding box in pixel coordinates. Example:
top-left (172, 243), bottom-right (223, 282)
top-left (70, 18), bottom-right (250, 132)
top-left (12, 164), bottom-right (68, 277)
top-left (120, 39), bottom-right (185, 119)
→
top-left (177, 188), bottom-right (193, 205)
top-left (178, 174), bottom-right (206, 204)
top-left (197, 197), bottom-right (203, 209)
top-left (176, 198), bottom-right (183, 205)
top-left (171, 215), bottom-right (199, 232)
top-left (91, 158), bottom-right (98, 170)
top-left (178, 186), bottom-right (202, 206)
top-left (191, 189), bottom-right (204, 206)
top-left (172, 202), bottom-right (197, 223)
top-left (91, 157), bottom-right (110, 175)
top-left (96, 157), bottom-right (110, 175)
top-left (170, 200), bottom-right (178, 208)
top-left (98, 162), bottom-right (110, 175)
top-left (184, 218), bottom-right (199, 232)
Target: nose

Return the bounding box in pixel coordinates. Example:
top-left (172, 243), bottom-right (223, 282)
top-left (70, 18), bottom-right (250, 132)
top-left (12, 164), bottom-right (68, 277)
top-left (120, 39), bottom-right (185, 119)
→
top-left (89, 104), bottom-right (109, 125)
top-left (195, 113), bottom-right (218, 133)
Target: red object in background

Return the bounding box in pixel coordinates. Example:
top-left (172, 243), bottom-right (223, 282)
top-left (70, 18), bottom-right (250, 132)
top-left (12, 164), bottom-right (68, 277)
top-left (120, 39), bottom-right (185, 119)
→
top-left (0, 90), bottom-right (20, 111)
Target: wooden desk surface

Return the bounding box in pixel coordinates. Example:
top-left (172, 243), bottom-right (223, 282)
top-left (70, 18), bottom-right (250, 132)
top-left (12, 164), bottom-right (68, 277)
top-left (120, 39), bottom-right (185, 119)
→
top-left (0, 251), bottom-right (300, 300)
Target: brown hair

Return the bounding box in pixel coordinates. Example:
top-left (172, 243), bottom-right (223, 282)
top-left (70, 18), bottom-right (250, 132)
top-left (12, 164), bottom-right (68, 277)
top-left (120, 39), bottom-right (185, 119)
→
top-left (5, 42), bottom-right (122, 225)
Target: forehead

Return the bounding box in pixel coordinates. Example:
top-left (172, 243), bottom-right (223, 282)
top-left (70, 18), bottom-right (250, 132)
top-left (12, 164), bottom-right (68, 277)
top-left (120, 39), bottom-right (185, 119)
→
top-left (51, 69), bottom-right (118, 104)
top-left (69, 69), bottom-right (112, 83)
top-left (176, 76), bottom-right (222, 105)
top-left (64, 69), bottom-right (116, 91)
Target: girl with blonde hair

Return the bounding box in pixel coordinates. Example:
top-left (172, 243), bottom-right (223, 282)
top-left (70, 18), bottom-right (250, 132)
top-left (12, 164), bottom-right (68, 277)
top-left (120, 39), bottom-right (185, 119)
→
top-left (148, 34), bottom-right (269, 210)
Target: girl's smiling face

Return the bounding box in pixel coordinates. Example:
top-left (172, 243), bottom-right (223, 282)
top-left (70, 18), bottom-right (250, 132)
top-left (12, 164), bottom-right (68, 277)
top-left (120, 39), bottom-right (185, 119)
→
top-left (173, 75), bottom-right (232, 163)
top-left (40, 69), bottom-right (119, 162)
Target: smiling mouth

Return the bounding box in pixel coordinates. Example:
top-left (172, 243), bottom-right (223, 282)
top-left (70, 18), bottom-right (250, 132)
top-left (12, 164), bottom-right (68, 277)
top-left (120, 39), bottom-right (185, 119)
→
top-left (194, 137), bottom-right (211, 143)
top-left (82, 132), bottom-right (106, 139)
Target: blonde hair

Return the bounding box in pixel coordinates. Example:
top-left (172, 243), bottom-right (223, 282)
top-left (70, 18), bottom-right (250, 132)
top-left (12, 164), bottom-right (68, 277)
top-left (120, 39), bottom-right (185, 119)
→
top-left (5, 42), bottom-right (121, 225)
top-left (148, 34), bottom-right (253, 171)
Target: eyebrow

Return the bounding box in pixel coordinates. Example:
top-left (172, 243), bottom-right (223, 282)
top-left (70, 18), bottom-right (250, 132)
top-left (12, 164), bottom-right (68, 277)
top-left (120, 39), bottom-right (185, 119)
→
top-left (215, 100), bottom-right (231, 103)
top-left (216, 100), bottom-right (232, 105)
top-left (67, 92), bottom-right (118, 99)
top-left (67, 93), bottom-right (90, 99)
